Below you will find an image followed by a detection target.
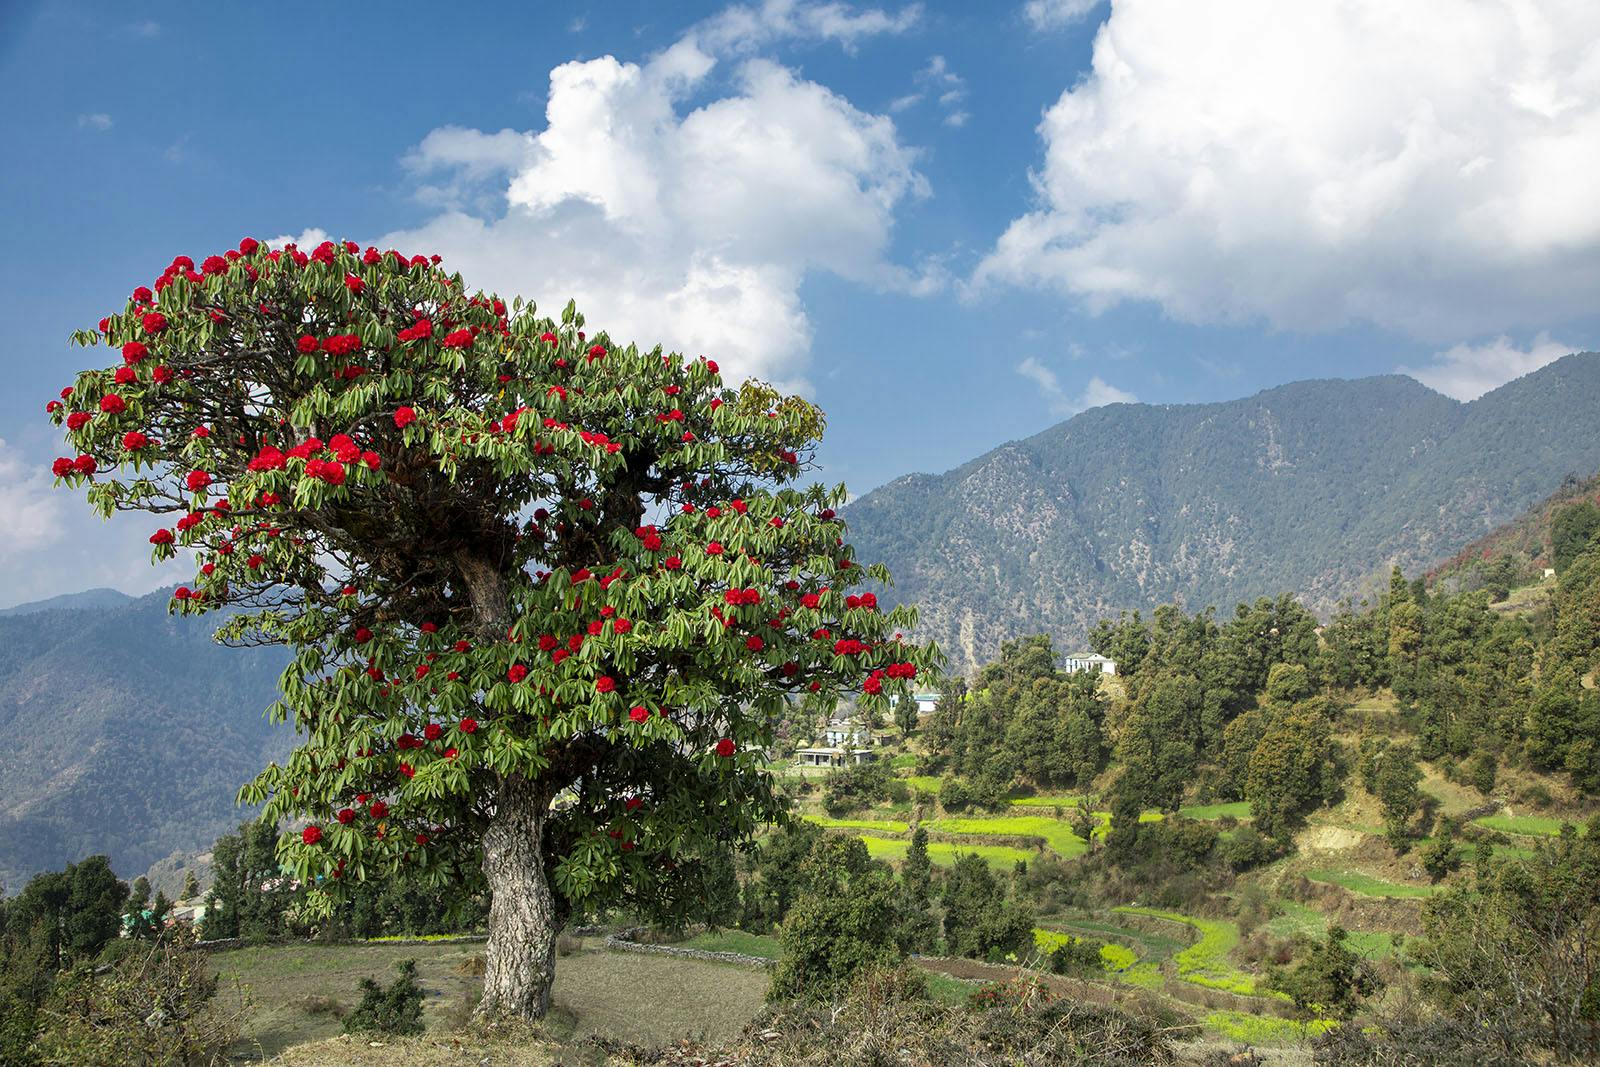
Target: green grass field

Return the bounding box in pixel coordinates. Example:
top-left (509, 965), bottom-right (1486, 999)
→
top-left (680, 929), bottom-right (783, 959)
top-left (1304, 868), bottom-right (1436, 898)
top-left (1264, 901), bottom-right (1402, 960)
top-left (1473, 813), bottom-right (1578, 837)
top-left (904, 775), bottom-right (943, 793)
top-left (1178, 801), bottom-right (1253, 821)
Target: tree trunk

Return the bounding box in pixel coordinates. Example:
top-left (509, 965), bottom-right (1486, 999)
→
top-left (476, 775), bottom-right (559, 1020)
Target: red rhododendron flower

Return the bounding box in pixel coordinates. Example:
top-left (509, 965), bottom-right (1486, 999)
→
top-left (746, 635), bottom-right (765, 651)
top-left (355, 627), bottom-right (373, 642)
top-left (202, 254), bottom-right (228, 275)
top-left (185, 470), bottom-right (212, 491)
top-left (344, 272), bottom-right (364, 293)
top-left (459, 717), bottom-right (478, 734)
top-left (152, 365), bottom-right (173, 384)
top-left (705, 542), bottom-right (724, 556)
top-left (336, 808), bottom-right (355, 825)
top-left (149, 528), bottom-right (174, 545)
top-left (296, 335), bottom-right (318, 354)
top-left (508, 664), bottom-right (528, 683)
top-left (239, 236), bottom-right (259, 254)
top-left (121, 341), bottom-right (148, 365)
top-left (66, 412), bottom-right (91, 431)
top-left (663, 555), bottom-right (682, 570)
top-left (423, 723), bottom-right (442, 740)
top-left (302, 825), bottom-right (322, 845)
top-left (370, 801), bottom-right (389, 818)
top-left (99, 394), bottom-right (125, 414)
top-left (394, 406), bottom-right (416, 428)
top-left (613, 618), bottom-right (632, 634)
top-left (715, 738), bottom-right (736, 758)
top-left (441, 328), bottom-right (474, 349)
top-left (399, 763), bottom-right (415, 779)
top-left (141, 312), bottom-right (168, 334)
top-left (68, 456), bottom-right (95, 476)
top-left (629, 706), bottom-right (649, 723)
top-left (51, 457), bottom-right (73, 477)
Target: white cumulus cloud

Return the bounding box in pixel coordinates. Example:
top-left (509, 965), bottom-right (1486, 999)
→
top-left (978, 0), bottom-right (1600, 342)
top-left (0, 439), bottom-right (66, 562)
top-left (375, 4), bottom-right (929, 391)
top-left (1017, 357), bottom-right (1135, 416)
top-left (1399, 332), bottom-right (1581, 400)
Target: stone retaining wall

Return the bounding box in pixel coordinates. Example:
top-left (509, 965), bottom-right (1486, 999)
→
top-left (603, 927), bottom-right (775, 969)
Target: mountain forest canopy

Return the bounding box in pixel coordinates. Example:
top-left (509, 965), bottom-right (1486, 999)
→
top-left (46, 237), bottom-right (937, 1018)
top-left (845, 355), bottom-right (1600, 672)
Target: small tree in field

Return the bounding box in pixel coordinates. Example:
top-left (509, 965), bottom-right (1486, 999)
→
top-left (49, 237), bottom-right (937, 1018)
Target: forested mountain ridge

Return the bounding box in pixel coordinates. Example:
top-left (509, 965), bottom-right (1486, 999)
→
top-left (0, 588), bottom-right (290, 892)
top-left (845, 353), bottom-right (1600, 671)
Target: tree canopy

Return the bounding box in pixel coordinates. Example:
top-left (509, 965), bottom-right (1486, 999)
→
top-left (51, 237), bottom-right (937, 1017)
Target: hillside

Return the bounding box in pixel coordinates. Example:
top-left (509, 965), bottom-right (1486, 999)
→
top-left (1425, 469), bottom-right (1600, 591)
top-left (0, 588), bottom-right (291, 892)
top-left (845, 352), bottom-right (1600, 670)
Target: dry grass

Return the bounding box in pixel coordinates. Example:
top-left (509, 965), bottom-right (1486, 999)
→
top-left (214, 939), bottom-right (770, 1062)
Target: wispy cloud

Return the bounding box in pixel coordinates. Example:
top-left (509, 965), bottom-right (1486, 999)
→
top-left (77, 113), bottom-right (113, 131)
top-left (891, 54), bottom-right (968, 127)
top-left (1021, 0), bottom-right (1101, 31)
top-left (1017, 357), bottom-right (1136, 416)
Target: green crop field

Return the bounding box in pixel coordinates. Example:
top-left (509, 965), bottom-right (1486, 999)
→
top-left (904, 775), bottom-right (943, 793)
top-left (804, 814), bottom-right (912, 834)
top-left (1008, 794), bottom-right (1084, 808)
top-left (1205, 1010), bottom-right (1335, 1043)
top-left (1115, 907), bottom-right (1272, 998)
top-left (924, 815), bottom-right (1088, 857)
top-left (859, 835), bottom-right (1033, 869)
top-left (1304, 868), bottom-right (1437, 898)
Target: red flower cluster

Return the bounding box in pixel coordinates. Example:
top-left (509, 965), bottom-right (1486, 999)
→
top-left (441, 328), bottom-right (473, 349)
top-left (99, 394), bottom-right (125, 414)
top-left (397, 319), bottom-right (433, 342)
top-left (121, 341), bottom-right (148, 365)
top-left (322, 334), bottom-right (360, 356)
top-left (185, 470), bottom-right (212, 491)
top-left (715, 738), bottom-right (736, 758)
top-left (845, 592), bottom-right (878, 611)
top-left (302, 825), bottom-right (322, 845)
top-left (723, 587), bottom-right (762, 606)
top-left (394, 406), bottom-right (417, 429)
top-left (507, 664), bottom-right (528, 683)
top-left (634, 525), bottom-right (663, 551)
top-left (629, 705), bottom-right (650, 723)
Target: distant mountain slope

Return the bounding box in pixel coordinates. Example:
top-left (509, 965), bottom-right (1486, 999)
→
top-left (1426, 469), bottom-right (1600, 590)
top-left (0, 589), bottom-right (291, 890)
top-left (0, 588), bottom-right (135, 616)
top-left (845, 353), bottom-right (1600, 671)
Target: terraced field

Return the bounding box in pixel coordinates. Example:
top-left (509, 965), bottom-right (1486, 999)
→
top-left (1114, 906), bottom-right (1273, 998)
top-left (859, 835), bottom-right (1033, 869)
top-left (1303, 868), bottom-right (1436, 899)
top-left (923, 815), bottom-right (1088, 857)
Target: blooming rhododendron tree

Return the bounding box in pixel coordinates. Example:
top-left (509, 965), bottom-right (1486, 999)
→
top-left (48, 238), bottom-right (937, 1018)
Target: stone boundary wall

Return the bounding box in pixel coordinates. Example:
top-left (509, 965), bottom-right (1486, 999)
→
top-left (603, 927), bottom-right (775, 969)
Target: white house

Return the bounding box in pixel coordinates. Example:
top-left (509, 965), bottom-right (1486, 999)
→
top-left (889, 691), bottom-right (943, 714)
top-left (1063, 652), bottom-right (1117, 676)
top-left (795, 713), bottom-right (878, 768)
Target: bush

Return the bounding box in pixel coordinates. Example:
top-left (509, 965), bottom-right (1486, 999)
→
top-left (1046, 935), bottom-right (1107, 976)
top-left (939, 776), bottom-right (971, 813)
top-left (1218, 826), bottom-right (1279, 871)
top-left (822, 762), bottom-right (893, 815)
top-left (29, 929), bottom-right (244, 1067)
top-left (342, 958), bottom-right (425, 1037)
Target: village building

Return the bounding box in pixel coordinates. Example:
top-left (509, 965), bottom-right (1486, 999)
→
top-left (794, 711), bottom-right (878, 768)
top-left (1062, 652), bottom-right (1117, 676)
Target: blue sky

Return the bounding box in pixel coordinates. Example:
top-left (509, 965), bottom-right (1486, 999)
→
top-left (2, 0), bottom-right (1598, 606)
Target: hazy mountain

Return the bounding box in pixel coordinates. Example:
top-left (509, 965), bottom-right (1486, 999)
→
top-left (845, 353), bottom-right (1600, 672)
top-left (0, 588), bottom-right (135, 617)
top-left (0, 588), bottom-right (291, 891)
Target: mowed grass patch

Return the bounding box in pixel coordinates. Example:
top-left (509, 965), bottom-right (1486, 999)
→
top-left (860, 835), bottom-right (1032, 870)
top-left (1304, 868), bottom-right (1436, 898)
top-left (1264, 902), bottom-right (1402, 960)
top-left (924, 815), bottom-right (1088, 857)
top-left (211, 939), bottom-right (769, 1058)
